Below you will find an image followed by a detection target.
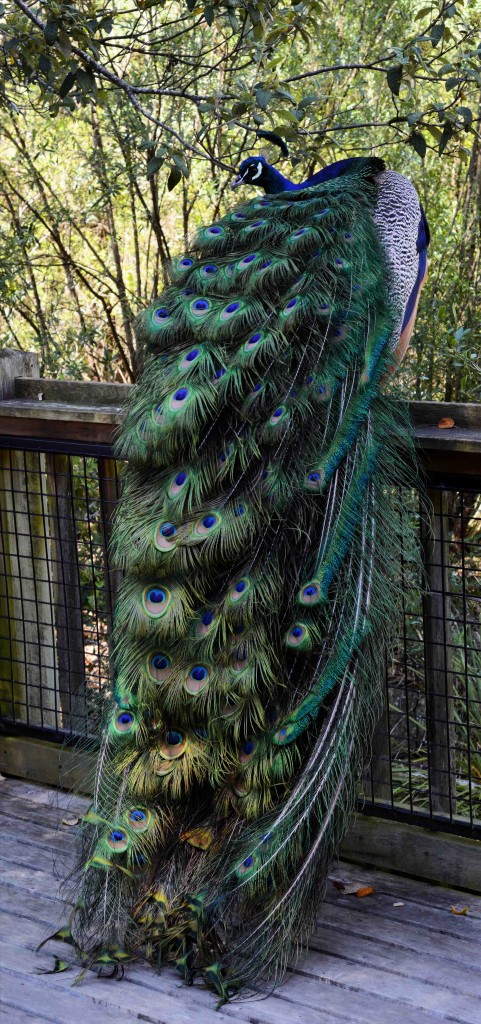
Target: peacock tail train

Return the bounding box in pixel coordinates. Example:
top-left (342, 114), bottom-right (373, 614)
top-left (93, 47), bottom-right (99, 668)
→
top-left (54, 157), bottom-right (421, 1002)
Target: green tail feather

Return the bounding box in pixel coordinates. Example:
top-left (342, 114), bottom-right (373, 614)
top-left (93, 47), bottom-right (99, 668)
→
top-left (55, 158), bottom-right (419, 1000)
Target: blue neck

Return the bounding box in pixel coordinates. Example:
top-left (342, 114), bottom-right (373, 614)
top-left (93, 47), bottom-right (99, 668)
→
top-left (262, 157), bottom-right (365, 194)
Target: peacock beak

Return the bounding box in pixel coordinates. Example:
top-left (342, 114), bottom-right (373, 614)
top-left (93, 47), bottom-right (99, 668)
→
top-left (230, 175), bottom-right (243, 189)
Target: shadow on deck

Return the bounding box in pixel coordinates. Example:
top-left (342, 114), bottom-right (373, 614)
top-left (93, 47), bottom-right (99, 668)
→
top-left (1, 776), bottom-right (480, 1024)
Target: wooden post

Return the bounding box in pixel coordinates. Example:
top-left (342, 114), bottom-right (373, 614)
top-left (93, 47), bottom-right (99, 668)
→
top-left (421, 488), bottom-right (457, 818)
top-left (0, 350), bottom-right (59, 729)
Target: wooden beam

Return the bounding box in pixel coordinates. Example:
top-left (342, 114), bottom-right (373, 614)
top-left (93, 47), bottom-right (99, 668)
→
top-left (341, 813), bottom-right (481, 893)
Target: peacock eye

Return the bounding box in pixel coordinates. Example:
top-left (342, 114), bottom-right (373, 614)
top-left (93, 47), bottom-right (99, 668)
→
top-left (169, 469), bottom-right (188, 498)
top-left (286, 297), bottom-right (298, 310)
top-left (126, 807), bottom-right (151, 832)
top-left (143, 586), bottom-right (171, 618)
top-left (218, 445), bottom-right (231, 463)
top-left (153, 307), bottom-right (170, 324)
top-left (214, 367), bottom-right (227, 379)
top-left (232, 212), bottom-right (247, 221)
top-left (190, 299), bottom-right (210, 321)
top-left (206, 225), bottom-right (223, 235)
top-left (159, 729), bottom-right (188, 759)
top-left (220, 301), bottom-right (241, 321)
top-left (239, 738), bottom-right (257, 763)
top-left (180, 348), bottom-right (200, 369)
top-left (252, 382), bottom-right (262, 393)
top-left (244, 219), bottom-right (267, 232)
top-left (107, 829), bottom-right (129, 852)
top-left (183, 288), bottom-right (195, 296)
top-left (185, 664), bottom-right (210, 694)
top-left (148, 652), bottom-right (170, 681)
top-left (260, 259), bottom-right (272, 269)
top-left (114, 711), bottom-right (135, 734)
top-left (202, 610), bottom-right (214, 625)
top-left (154, 521), bottom-right (177, 552)
top-left (238, 253), bottom-right (257, 269)
top-left (179, 258), bottom-right (194, 268)
top-left (233, 504), bottom-right (245, 516)
top-left (169, 387), bottom-right (190, 412)
top-left (299, 581), bottom-right (321, 605)
top-left (192, 512), bottom-right (221, 538)
top-left (291, 228), bottom-right (307, 238)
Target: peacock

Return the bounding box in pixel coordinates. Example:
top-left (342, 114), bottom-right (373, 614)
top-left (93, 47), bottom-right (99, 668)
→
top-left (44, 134), bottom-right (430, 1003)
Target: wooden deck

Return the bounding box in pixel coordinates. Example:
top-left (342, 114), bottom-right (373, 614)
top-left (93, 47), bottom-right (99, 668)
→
top-left (1, 777), bottom-right (480, 1024)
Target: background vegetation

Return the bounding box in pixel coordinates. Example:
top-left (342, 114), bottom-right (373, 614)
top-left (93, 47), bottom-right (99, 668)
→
top-left (1, 0), bottom-right (480, 398)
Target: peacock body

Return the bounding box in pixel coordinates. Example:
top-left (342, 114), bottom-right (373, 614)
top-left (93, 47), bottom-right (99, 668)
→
top-left (52, 149), bottom-right (429, 1002)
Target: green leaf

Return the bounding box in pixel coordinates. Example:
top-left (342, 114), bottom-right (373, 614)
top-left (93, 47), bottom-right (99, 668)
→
top-left (445, 78), bottom-right (461, 91)
top-left (439, 127), bottom-right (453, 155)
top-left (204, 5), bottom-right (214, 25)
top-left (172, 153), bottom-right (189, 177)
top-left (255, 88), bottom-right (274, 110)
top-left (38, 55), bottom-right (51, 74)
top-left (424, 124), bottom-right (443, 142)
top-left (457, 106), bottom-right (473, 127)
top-left (59, 70), bottom-right (77, 98)
top-left (410, 131), bottom-right (427, 159)
top-left (167, 165), bottom-right (182, 190)
top-left (446, 4), bottom-right (456, 16)
top-left (44, 19), bottom-right (59, 45)
top-left (57, 30), bottom-right (72, 58)
top-left (386, 65), bottom-right (403, 96)
top-left (298, 93), bottom-right (318, 109)
top-left (430, 24), bottom-right (444, 45)
top-left (414, 6), bottom-right (433, 19)
top-left (406, 111), bottom-right (422, 125)
top-left (146, 156), bottom-right (164, 179)
top-left (231, 101), bottom-right (248, 116)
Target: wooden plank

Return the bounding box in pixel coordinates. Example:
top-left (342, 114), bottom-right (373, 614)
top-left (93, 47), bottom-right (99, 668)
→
top-left (0, 351), bottom-right (39, 401)
top-left (410, 401), bottom-right (481, 430)
top-left (329, 862), bottom-right (481, 918)
top-left (341, 814), bottom-right (481, 893)
top-left (15, 377), bottom-right (131, 407)
top-left (323, 886), bottom-right (481, 943)
top-left (0, 737), bottom-right (95, 793)
top-left (317, 901), bottom-right (479, 965)
top-left (0, 969), bottom-right (162, 1024)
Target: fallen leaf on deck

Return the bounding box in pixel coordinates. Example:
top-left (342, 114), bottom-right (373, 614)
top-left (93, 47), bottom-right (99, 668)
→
top-left (450, 905), bottom-right (468, 915)
top-left (330, 879), bottom-right (363, 894)
top-left (356, 886), bottom-right (374, 898)
top-left (437, 417), bottom-right (455, 429)
top-left (0, 774), bottom-right (6, 782)
top-left (393, 901), bottom-right (405, 907)
top-left (62, 816), bottom-right (80, 826)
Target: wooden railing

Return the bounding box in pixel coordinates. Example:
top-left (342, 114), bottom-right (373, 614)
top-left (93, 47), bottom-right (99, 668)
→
top-left (0, 349), bottom-right (480, 875)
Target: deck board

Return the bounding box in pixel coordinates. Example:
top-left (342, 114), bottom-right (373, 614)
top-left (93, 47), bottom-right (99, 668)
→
top-left (1, 778), bottom-right (480, 1024)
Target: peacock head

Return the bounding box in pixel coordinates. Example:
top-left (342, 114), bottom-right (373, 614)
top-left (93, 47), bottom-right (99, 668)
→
top-left (231, 132), bottom-right (291, 194)
top-left (231, 155), bottom-right (273, 191)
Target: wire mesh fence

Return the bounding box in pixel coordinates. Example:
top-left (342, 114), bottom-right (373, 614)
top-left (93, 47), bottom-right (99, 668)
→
top-left (0, 437), bottom-right (480, 837)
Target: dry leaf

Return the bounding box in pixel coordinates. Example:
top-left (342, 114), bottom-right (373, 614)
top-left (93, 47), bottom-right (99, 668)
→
top-left (393, 901), bottom-right (405, 907)
top-left (437, 417), bottom-right (455, 429)
top-left (62, 816), bottom-right (80, 827)
top-left (0, 774), bottom-right (6, 783)
top-left (451, 905), bottom-right (468, 915)
top-left (356, 886), bottom-right (374, 898)
top-left (330, 879), bottom-right (364, 894)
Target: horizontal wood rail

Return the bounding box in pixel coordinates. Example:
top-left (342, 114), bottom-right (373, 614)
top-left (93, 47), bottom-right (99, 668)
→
top-left (0, 373), bottom-right (479, 481)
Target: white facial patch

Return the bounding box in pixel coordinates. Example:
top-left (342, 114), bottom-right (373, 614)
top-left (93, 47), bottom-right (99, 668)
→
top-left (251, 161), bottom-right (263, 181)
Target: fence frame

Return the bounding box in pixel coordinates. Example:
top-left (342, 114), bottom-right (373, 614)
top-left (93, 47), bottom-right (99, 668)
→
top-left (1, 350), bottom-right (480, 886)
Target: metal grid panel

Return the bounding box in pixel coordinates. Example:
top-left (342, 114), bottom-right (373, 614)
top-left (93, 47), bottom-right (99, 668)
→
top-left (1, 439), bottom-right (479, 837)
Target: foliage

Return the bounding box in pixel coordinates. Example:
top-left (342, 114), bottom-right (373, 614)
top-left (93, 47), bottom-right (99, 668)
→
top-left (0, 0), bottom-right (480, 392)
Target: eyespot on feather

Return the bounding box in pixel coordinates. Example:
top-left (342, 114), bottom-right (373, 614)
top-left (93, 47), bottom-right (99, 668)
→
top-left (142, 586), bottom-right (171, 618)
top-left (158, 730), bottom-right (188, 759)
top-left (185, 664), bottom-right (211, 694)
top-left (298, 580), bottom-right (322, 606)
top-left (125, 808), bottom-right (152, 832)
top-left (113, 711), bottom-right (136, 735)
top-left (106, 829), bottom-right (130, 853)
top-left (147, 652), bottom-right (171, 682)
top-left (153, 522), bottom-right (177, 551)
